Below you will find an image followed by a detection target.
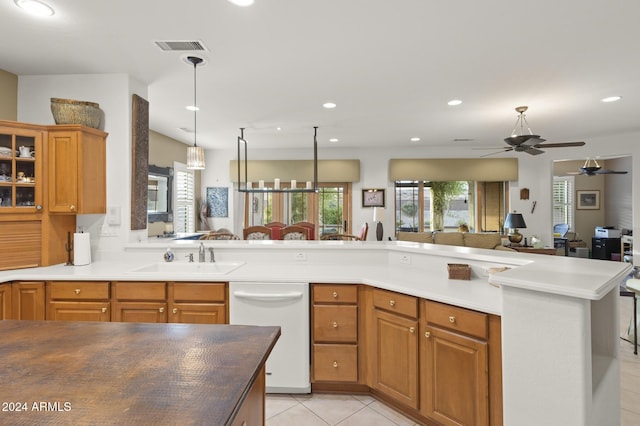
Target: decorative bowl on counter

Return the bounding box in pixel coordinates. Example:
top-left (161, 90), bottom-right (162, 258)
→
top-left (50, 98), bottom-right (102, 129)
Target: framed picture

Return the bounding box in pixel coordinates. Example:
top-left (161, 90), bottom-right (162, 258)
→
top-left (362, 189), bottom-right (385, 208)
top-left (206, 187), bottom-right (229, 217)
top-left (576, 190), bottom-right (600, 210)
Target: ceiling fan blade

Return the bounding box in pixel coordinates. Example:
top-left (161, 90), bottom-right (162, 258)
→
top-left (504, 135), bottom-right (544, 147)
top-left (595, 169), bottom-right (628, 175)
top-left (471, 147), bottom-right (509, 150)
top-left (534, 141), bottom-right (586, 148)
top-left (479, 148), bottom-right (513, 157)
top-left (525, 147), bottom-right (545, 155)
top-left (566, 171), bottom-right (583, 175)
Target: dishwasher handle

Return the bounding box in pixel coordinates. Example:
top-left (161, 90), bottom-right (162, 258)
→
top-left (233, 290), bottom-right (303, 302)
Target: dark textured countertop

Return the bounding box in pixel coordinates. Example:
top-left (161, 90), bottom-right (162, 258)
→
top-left (0, 320), bottom-right (280, 425)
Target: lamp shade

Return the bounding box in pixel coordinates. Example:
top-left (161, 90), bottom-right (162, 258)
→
top-left (187, 145), bottom-right (205, 170)
top-left (373, 207), bottom-right (385, 222)
top-left (504, 212), bottom-right (526, 229)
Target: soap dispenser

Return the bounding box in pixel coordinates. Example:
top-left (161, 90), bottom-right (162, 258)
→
top-left (163, 248), bottom-right (174, 262)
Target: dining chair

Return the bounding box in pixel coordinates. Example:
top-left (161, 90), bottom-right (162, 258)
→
top-left (265, 222), bottom-right (286, 240)
top-left (243, 226), bottom-right (272, 240)
top-left (281, 225), bottom-right (309, 240)
top-left (292, 221), bottom-right (315, 240)
top-left (320, 223), bottom-right (368, 241)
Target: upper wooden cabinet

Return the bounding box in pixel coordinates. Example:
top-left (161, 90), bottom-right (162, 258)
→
top-left (0, 122), bottom-right (44, 213)
top-left (48, 125), bottom-right (107, 214)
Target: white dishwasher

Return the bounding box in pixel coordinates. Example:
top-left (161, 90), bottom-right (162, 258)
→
top-left (229, 282), bottom-right (310, 393)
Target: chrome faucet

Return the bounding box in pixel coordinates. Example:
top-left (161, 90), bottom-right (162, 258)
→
top-left (199, 242), bottom-right (205, 263)
top-left (208, 247), bottom-right (215, 263)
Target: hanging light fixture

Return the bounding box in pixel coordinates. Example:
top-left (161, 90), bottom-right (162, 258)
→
top-left (186, 56), bottom-right (205, 170)
top-left (237, 127), bottom-right (318, 193)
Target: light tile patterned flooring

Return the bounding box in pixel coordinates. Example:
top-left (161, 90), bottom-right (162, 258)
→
top-left (266, 295), bottom-right (640, 425)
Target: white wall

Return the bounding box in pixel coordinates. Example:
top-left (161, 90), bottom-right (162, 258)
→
top-left (18, 73), bottom-right (148, 257)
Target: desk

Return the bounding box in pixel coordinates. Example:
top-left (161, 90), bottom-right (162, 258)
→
top-left (554, 237), bottom-right (569, 256)
top-left (0, 321), bottom-right (280, 425)
top-left (509, 246), bottom-right (557, 255)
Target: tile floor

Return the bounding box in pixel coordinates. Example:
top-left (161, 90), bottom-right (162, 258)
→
top-left (266, 295), bottom-right (640, 425)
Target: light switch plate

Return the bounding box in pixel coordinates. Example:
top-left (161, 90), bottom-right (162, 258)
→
top-left (107, 206), bottom-right (121, 225)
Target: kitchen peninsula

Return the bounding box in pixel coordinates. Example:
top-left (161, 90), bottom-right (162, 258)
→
top-left (0, 241), bottom-right (630, 426)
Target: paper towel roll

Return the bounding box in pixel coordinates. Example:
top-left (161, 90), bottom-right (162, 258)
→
top-left (73, 232), bottom-right (91, 266)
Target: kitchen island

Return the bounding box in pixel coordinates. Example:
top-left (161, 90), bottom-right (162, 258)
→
top-left (0, 240), bottom-right (631, 426)
top-left (0, 320), bottom-right (280, 425)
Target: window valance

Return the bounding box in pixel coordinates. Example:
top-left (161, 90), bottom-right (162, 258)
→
top-left (389, 158), bottom-right (518, 181)
top-left (229, 159), bottom-right (360, 183)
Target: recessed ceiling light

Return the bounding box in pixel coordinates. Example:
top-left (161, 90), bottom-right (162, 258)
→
top-left (228, 0), bottom-right (255, 6)
top-left (447, 99), bottom-right (463, 106)
top-left (410, 137), bottom-right (421, 142)
top-left (186, 106), bottom-right (200, 111)
top-left (276, 127), bottom-right (282, 131)
top-left (329, 138), bottom-right (339, 143)
top-left (14, 0), bottom-right (54, 16)
top-left (601, 96), bottom-right (622, 103)
top-left (323, 102), bottom-right (337, 109)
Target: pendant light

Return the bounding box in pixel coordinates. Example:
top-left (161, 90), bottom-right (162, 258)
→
top-left (186, 56), bottom-right (205, 170)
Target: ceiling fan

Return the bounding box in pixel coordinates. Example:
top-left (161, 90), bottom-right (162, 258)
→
top-left (568, 158), bottom-right (628, 176)
top-left (477, 106), bottom-right (586, 157)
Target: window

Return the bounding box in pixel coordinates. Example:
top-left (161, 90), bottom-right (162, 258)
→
top-left (395, 180), bottom-right (506, 234)
top-left (553, 176), bottom-right (574, 230)
top-left (173, 162), bottom-right (195, 233)
top-left (243, 182), bottom-right (352, 238)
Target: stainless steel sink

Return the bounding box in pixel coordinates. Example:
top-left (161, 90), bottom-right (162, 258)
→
top-left (128, 261), bottom-right (245, 275)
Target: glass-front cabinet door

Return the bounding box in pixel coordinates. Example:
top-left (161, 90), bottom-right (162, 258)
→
top-left (0, 125), bottom-right (43, 213)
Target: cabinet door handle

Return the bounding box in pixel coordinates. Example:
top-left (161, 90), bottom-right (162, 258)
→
top-left (101, 307), bottom-right (107, 313)
top-left (332, 291), bottom-right (338, 298)
top-left (409, 327), bottom-right (415, 333)
top-left (36, 204), bottom-right (42, 210)
top-left (332, 361), bottom-right (338, 368)
top-left (69, 205), bottom-right (76, 211)
top-left (389, 300), bottom-right (396, 307)
top-left (332, 321), bottom-right (338, 328)
top-left (449, 315), bottom-right (456, 324)
top-left (159, 307), bottom-right (164, 313)
top-left (173, 308), bottom-right (178, 314)
top-left (424, 331), bottom-right (431, 338)
top-left (74, 289), bottom-right (81, 295)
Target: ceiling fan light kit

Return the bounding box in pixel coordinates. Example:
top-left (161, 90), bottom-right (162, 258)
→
top-left (572, 158), bottom-right (629, 176)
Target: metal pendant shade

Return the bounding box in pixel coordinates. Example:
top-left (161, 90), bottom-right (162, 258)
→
top-left (186, 56), bottom-right (205, 170)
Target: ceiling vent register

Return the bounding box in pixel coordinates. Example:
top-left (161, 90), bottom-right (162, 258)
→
top-left (154, 40), bottom-right (207, 51)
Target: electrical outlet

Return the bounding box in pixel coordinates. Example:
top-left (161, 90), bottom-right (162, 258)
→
top-left (400, 255), bottom-right (411, 265)
top-left (294, 252), bottom-right (307, 261)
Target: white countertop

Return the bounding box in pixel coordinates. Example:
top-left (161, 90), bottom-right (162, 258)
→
top-left (0, 240), bottom-right (631, 316)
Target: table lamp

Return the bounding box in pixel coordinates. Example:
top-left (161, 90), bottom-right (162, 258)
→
top-left (504, 211), bottom-right (526, 244)
top-left (373, 207), bottom-right (385, 241)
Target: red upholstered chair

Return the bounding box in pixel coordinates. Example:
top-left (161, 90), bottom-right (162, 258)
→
top-left (265, 222), bottom-right (286, 240)
top-left (292, 221), bottom-right (315, 240)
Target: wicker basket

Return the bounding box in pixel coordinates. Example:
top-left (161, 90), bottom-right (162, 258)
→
top-left (50, 98), bottom-right (101, 129)
top-left (447, 263), bottom-right (471, 280)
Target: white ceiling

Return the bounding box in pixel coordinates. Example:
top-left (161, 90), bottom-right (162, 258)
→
top-left (1, 0), bottom-right (639, 154)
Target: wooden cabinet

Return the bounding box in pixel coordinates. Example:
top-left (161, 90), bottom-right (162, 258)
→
top-left (112, 282), bottom-right (167, 323)
top-left (11, 281), bottom-right (45, 320)
top-left (0, 283), bottom-right (12, 319)
top-left (46, 281), bottom-right (110, 322)
top-left (311, 284), bottom-right (359, 383)
top-left (369, 288), bottom-right (419, 409)
top-left (48, 125), bottom-right (107, 214)
top-left (420, 300), bottom-right (502, 426)
top-left (0, 123), bottom-right (43, 214)
top-left (168, 282), bottom-right (227, 324)
top-left (231, 366), bottom-right (266, 426)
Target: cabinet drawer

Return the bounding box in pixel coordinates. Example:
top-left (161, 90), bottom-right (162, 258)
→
top-left (313, 305), bottom-right (357, 343)
top-left (425, 300), bottom-right (488, 339)
top-left (313, 284), bottom-right (358, 304)
top-left (372, 288), bottom-right (418, 319)
top-left (49, 281), bottom-right (109, 300)
top-left (171, 282), bottom-right (226, 302)
top-left (313, 344), bottom-right (358, 382)
top-left (113, 282), bottom-right (166, 301)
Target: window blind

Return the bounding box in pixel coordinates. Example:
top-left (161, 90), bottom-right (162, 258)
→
top-left (553, 176), bottom-right (574, 230)
top-left (174, 163), bottom-right (195, 233)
